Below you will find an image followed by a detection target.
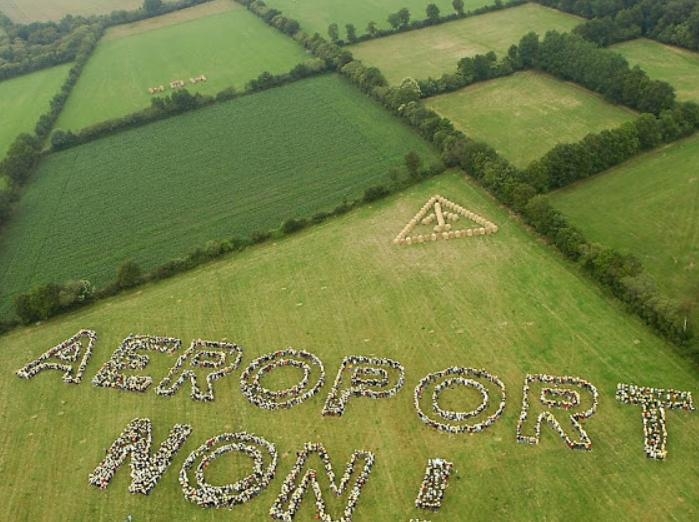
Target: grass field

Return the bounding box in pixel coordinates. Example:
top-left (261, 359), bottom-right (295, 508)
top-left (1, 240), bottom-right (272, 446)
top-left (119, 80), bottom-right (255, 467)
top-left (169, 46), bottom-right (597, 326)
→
top-left (349, 3), bottom-right (581, 84)
top-left (611, 38), bottom-right (699, 102)
top-left (0, 63), bottom-right (70, 158)
top-left (0, 172), bottom-right (696, 521)
top-left (56, 0), bottom-right (309, 131)
top-left (425, 71), bottom-right (638, 167)
top-left (266, 0), bottom-right (490, 36)
top-left (551, 134), bottom-right (699, 328)
top-left (0, 0), bottom-right (154, 22)
top-left (0, 74), bottom-right (437, 316)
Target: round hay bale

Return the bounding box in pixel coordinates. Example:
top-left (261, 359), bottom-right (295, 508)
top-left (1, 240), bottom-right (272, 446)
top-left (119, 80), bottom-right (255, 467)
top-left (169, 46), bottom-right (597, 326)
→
top-left (447, 231), bottom-right (455, 239)
top-left (405, 237), bottom-right (412, 245)
top-left (445, 224), bottom-right (452, 232)
top-left (431, 233), bottom-right (437, 241)
top-left (466, 229), bottom-right (473, 237)
top-left (442, 232), bottom-right (449, 240)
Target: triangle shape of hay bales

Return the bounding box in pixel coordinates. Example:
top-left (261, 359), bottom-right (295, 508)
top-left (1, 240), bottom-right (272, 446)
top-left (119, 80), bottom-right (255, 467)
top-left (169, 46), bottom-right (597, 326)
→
top-left (393, 195), bottom-right (498, 246)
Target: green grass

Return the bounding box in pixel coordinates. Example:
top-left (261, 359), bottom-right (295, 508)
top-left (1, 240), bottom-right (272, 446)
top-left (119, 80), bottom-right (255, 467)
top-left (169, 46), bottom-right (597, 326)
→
top-left (612, 38), bottom-right (699, 102)
top-left (0, 74), bottom-right (437, 316)
top-left (0, 64), bottom-right (70, 158)
top-left (349, 3), bottom-right (581, 84)
top-left (266, 0), bottom-right (491, 36)
top-left (56, 0), bottom-right (309, 131)
top-left (0, 172), bottom-right (697, 521)
top-left (551, 133), bottom-right (699, 328)
top-left (0, 0), bottom-right (167, 22)
top-left (425, 71), bottom-right (638, 167)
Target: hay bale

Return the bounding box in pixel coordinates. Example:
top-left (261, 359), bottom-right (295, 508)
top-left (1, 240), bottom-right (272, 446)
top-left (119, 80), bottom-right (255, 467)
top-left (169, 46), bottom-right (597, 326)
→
top-left (466, 229), bottom-right (473, 237)
top-left (431, 233), bottom-right (437, 241)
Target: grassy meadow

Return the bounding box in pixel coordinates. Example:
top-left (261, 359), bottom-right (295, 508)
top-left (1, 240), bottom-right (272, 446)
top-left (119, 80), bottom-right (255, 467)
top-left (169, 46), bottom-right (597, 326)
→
top-left (0, 63), bottom-right (70, 158)
top-left (425, 71), bottom-right (638, 167)
top-left (56, 0), bottom-right (309, 131)
top-left (551, 134), bottom-right (699, 329)
top-left (0, 74), bottom-right (437, 316)
top-left (612, 38), bottom-right (699, 102)
top-left (0, 0), bottom-right (153, 22)
top-left (0, 172), bottom-right (697, 520)
top-left (266, 0), bottom-right (491, 35)
top-left (349, 3), bottom-right (581, 84)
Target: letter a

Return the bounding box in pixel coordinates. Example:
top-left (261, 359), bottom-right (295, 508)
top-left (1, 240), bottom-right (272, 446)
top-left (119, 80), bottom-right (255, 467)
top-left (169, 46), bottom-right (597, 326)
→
top-left (16, 329), bottom-right (97, 384)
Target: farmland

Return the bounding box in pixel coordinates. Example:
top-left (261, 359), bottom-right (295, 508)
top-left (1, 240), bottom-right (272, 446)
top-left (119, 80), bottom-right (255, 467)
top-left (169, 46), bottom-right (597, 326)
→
top-left (0, 0), bottom-right (152, 22)
top-left (0, 74), bottom-right (437, 315)
top-left (266, 0), bottom-right (489, 36)
top-left (349, 3), bottom-right (581, 84)
top-left (425, 71), bottom-right (638, 167)
top-left (0, 172), bottom-right (697, 520)
top-left (0, 63), bottom-right (70, 158)
top-left (551, 134), bottom-right (699, 328)
top-left (611, 38), bottom-right (699, 102)
top-left (56, 0), bottom-right (309, 131)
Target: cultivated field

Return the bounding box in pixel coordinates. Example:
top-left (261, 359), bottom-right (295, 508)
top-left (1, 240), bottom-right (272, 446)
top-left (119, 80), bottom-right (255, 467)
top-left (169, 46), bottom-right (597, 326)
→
top-left (266, 0), bottom-right (489, 35)
top-left (349, 3), bottom-right (581, 84)
top-left (0, 0), bottom-right (153, 22)
top-left (0, 63), bottom-right (70, 158)
top-left (0, 74), bottom-right (437, 316)
top-left (425, 71), bottom-right (638, 167)
top-left (0, 173), bottom-right (697, 521)
top-left (551, 134), bottom-right (699, 328)
top-left (56, 0), bottom-right (308, 131)
top-left (611, 38), bottom-right (699, 102)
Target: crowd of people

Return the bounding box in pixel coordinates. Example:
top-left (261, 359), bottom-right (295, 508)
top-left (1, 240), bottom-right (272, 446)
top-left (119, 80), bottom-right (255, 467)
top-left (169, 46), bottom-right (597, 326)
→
top-left (415, 458), bottom-right (453, 511)
top-left (240, 348), bottom-right (326, 410)
top-left (616, 383), bottom-right (694, 460)
top-left (322, 356), bottom-right (406, 416)
top-left (414, 367), bottom-right (506, 434)
top-left (16, 329), bottom-right (97, 384)
top-left (269, 442), bottom-right (375, 522)
top-left (516, 374), bottom-right (599, 451)
top-left (540, 387), bottom-right (580, 409)
top-left (155, 340), bottom-right (243, 402)
top-left (91, 334), bottom-right (181, 392)
top-left (180, 432), bottom-right (278, 508)
top-left (89, 418), bottom-right (192, 494)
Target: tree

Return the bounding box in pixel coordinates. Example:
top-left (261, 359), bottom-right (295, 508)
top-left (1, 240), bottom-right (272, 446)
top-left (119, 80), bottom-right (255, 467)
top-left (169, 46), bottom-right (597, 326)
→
top-left (426, 4), bottom-right (441, 22)
top-left (345, 23), bottom-right (357, 43)
top-left (397, 8), bottom-right (410, 27)
top-left (116, 260), bottom-right (142, 289)
top-left (405, 151), bottom-right (422, 178)
top-left (327, 23), bottom-right (339, 42)
top-left (452, 0), bottom-right (465, 15)
top-left (143, 0), bottom-right (162, 16)
top-left (366, 21), bottom-right (378, 36)
top-left (387, 12), bottom-right (401, 29)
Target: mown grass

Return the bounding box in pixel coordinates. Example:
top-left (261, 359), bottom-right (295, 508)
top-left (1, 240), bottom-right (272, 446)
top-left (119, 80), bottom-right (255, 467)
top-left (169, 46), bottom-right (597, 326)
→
top-left (0, 74), bottom-right (437, 316)
top-left (551, 133), bottom-right (699, 329)
top-left (349, 3), bottom-right (581, 84)
top-left (266, 0), bottom-right (490, 35)
top-left (0, 0), bottom-right (166, 22)
top-left (56, 0), bottom-right (308, 131)
top-left (0, 63), bottom-right (70, 158)
top-left (611, 38), bottom-right (699, 102)
top-left (425, 71), bottom-right (638, 167)
top-left (0, 172), bottom-right (696, 521)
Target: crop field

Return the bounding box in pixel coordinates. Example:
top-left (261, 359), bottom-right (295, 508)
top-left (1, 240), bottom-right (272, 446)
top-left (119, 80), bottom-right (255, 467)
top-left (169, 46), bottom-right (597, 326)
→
top-left (0, 74), bottom-right (437, 316)
top-left (266, 0), bottom-right (489, 36)
top-left (0, 0), bottom-right (155, 22)
top-left (0, 172), bottom-right (697, 520)
top-left (425, 71), bottom-right (638, 167)
top-left (0, 63), bottom-right (70, 158)
top-left (56, 0), bottom-right (308, 131)
top-left (611, 38), bottom-right (699, 102)
top-left (349, 3), bottom-right (581, 84)
top-left (551, 134), bottom-right (699, 329)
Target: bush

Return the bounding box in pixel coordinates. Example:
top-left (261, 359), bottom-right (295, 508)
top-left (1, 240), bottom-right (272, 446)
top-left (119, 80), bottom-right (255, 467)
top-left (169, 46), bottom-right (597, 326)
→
top-left (281, 217), bottom-right (308, 235)
top-left (116, 259), bottom-right (142, 289)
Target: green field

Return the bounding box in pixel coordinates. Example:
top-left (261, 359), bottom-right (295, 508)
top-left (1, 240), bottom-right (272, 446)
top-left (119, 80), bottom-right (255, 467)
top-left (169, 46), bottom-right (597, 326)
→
top-left (551, 134), bottom-right (699, 328)
top-left (266, 0), bottom-right (490, 36)
top-left (0, 172), bottom-right (697, 521)
top-left (0, 74), bottom-right (437, 316)
top-left (0, 0), bottom-right (174, 22)
top-left (56, 0), bottom-right (309, 131)
top-left (425, 71), bottom-right (638, 167)
top-left (612, 38), bottom-right (699, 102)
top-left (0, 64), bottom-right (70, 158)
top-left (350, 3), bottom-right (581, 84)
